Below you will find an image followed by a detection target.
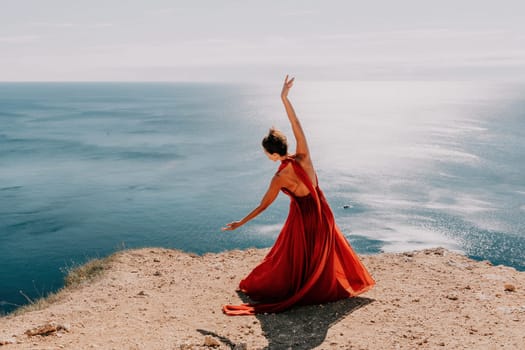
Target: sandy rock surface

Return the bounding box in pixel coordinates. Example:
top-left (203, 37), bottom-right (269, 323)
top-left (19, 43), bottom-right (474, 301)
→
top-left (1, 247), bottom-right (524, 349)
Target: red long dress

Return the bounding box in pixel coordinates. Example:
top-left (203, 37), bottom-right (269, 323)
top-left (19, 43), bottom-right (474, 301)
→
top-left (223, 159), bottom-right (375, 316)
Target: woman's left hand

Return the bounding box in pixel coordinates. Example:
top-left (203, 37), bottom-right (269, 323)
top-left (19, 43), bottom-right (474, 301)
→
top-left (222, 221), bottom-right (242, 231)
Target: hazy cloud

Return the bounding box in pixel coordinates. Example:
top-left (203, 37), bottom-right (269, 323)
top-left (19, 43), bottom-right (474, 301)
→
top-left (0, 35), bottom-right (39, 43)
top-left (1, 1), bottom-right (524, 81)
top-left (30, 22), bottom-right (74, 28)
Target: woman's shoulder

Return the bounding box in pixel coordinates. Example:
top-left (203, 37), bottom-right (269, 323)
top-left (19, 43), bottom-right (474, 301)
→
top-left (290, 153), bottom-right (314, 170)
top-left (285, 153), bottom-right (305, 164)
top-left (277, 158), bottom-right (293, 173)
top-left (279, 155), bottom-right (314, 177)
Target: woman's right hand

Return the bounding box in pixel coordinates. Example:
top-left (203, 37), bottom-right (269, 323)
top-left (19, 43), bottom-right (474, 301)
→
top-left (222, 221), bottom-right (242, 231)
top-left (281, 74), bottom-right (295, 99)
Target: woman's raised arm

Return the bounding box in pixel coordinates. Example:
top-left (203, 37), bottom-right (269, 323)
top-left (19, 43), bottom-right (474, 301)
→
top-left (281, 75), bottom-right (310, 158)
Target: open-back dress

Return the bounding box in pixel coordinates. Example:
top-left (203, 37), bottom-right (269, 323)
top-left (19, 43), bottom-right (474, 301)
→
top-left (223, 158), bottom-right (375, 316)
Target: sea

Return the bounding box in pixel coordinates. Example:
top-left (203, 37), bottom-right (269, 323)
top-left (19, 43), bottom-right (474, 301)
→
top-left (1, 81), bottom-right (524, 314)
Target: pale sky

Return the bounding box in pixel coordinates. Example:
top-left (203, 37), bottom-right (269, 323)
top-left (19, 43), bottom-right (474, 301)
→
top-left (1, 0), bottom-right (524, 81)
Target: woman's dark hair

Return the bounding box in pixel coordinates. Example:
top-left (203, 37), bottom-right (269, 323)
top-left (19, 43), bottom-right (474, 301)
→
top-left (262, 128), bottom-right (288, 156)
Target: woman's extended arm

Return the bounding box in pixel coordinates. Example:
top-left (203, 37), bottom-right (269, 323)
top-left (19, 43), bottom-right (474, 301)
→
top-left (222, 174), bottom-right (283, 231)
top-left (281, 75), bottom-right (310, 158)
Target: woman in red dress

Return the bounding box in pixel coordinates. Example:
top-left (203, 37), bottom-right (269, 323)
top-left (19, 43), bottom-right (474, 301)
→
top-left (222, 75), bottom-right (375, 316)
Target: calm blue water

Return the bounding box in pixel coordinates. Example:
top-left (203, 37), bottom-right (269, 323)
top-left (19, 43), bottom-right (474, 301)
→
top-left (1, 81), bottom-right (524, 314)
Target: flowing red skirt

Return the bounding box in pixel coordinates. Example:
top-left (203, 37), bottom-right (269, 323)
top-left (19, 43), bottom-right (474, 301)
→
top-left (223, 160), bottom-right (375, 316)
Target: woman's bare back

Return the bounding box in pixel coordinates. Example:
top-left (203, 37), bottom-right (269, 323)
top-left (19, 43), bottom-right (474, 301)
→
top-left (278, 156), bottom-right (317, 197)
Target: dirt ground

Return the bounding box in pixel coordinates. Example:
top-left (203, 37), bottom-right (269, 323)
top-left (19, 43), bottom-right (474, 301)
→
top-left (1, 247), bottom-right (524, 349)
